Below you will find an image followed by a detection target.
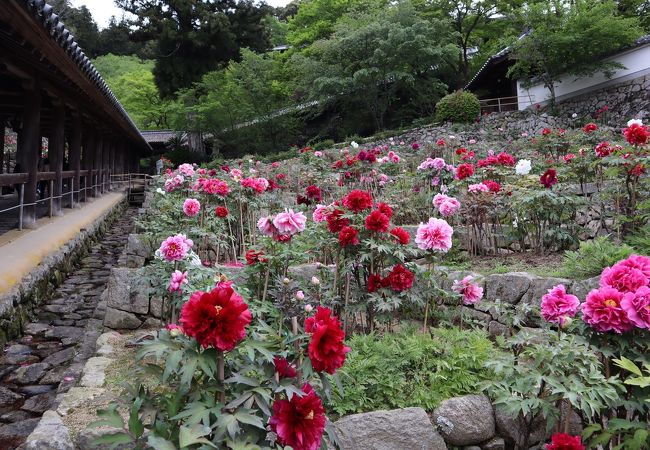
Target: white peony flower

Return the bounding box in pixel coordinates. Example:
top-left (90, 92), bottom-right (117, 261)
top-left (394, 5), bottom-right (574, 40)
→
top-left (156, 188), bottom-right (165, 195)
top-left (572, 113), bottom-right (578, 119)
top-left (627, 119), bottom-right (643, 127)
top-left (351, 141), bottom-right (359, 148)
top-left (515, 159), bottom-right (532, 175)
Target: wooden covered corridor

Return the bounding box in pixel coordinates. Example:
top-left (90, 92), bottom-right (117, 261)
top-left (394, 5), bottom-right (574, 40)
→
top-left (0, 0), bottom-right (150, 229)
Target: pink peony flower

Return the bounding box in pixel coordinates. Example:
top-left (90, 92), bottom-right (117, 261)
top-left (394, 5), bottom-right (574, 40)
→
top-left (621, 286), bottom-right (650, 329)
top-left (452, 276), bottom-right (484, 305)
top-left (257, 216), bottom-right (278, 237)
top-left (582, 287), bottom-right (634, 334)
top-left (312, 204), bottom-right (329, 223)
top-left (468, 183), bottom-right (489, 193)
top-left (438, 198), bottom-right (460, 217)
top-left (433, 193), bottom-right (450, 208)
top-left (168, 270), bottom-right (188, 293)
top-left (183, 198), bottom-right (201, 217)
top-left (600, 261), bottom-right (648, 294)
top-left (159, 234), bottom-right (193, 262)
top-left (540, 284), bottom-right (580, 324)
top-left (273, 209), bottom-right (307, 235)
top-left (177, 163), bottom-right (195, 177)
top-left (415, 218), bottom-right (453, 252)
top-left (618, 254), bottom-right (650, 278)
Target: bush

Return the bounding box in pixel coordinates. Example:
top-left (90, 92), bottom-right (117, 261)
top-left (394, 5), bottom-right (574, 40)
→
top-left (562, 236), bottom-right (634, 279)
top-left (329, 326), bottom-right (497, 416)
top-left (313, 139), bottom-right (335, 151)
top-left (435, 90), bottom-right (481, 123)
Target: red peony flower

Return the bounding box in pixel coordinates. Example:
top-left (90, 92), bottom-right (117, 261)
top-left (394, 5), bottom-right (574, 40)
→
top-left (376, 202), bottom-right (393, 218)
top-left (269, 383), bottom-right (326, 450)
top-left (274, 356), bottom-right (297, 379)
top-left (542, 128), bottom-right (552, 136)
top-left (326, 209), bottom-right (349, 233)
top-left (456, 163), bottom-right (474, 180)
top-left (595, 141), bottom-right (612, 157)
top-left (367, 274), bottom-right (383, 293)
top-left (624, 123), bottom-right (649, 146)
top-left (364, 210), bottom-right (390, 233)
top-left (629, 163), bottom-right (645, 177)
top-left (304, 307), bottom-right (350, 374)
top-left (214, 206), bottom-right (229, 218)
top-left (342, 190), bottom-right (373, 212)
top-left (540, 168), bottom-right (558, 189)
top-left (245, 249), bottom-right (267, 265)
top-left (496, 152), bottom-right (515, 166)
top-left (582, 123), bottom-right (598, 133)
top-left (483, 179), bottom-right (501, 193)
top-left (385, 264), bottom-right (414, 292)
top-left (338, 226), bottom-right (359, 247)
top-left (390, 227), bottom-right (410, 245)
top-left (305, 185), bottom-right (322, 202)
top-left (180, 283), bottom-right (252, 351)
top-left (546, 433), bottom-right (585, 450)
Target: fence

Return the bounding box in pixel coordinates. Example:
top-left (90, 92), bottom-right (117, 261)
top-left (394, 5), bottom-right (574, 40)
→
top-left (0, 171), bottom-right (152, 231)
top-left (478, 96), bottom-right (520, 114)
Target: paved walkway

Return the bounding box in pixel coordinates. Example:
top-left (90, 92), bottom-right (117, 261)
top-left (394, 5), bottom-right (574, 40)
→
top-left (0, 193), bottom-right (125, 296)
top-left (0, 205), bottom-right (135, 450)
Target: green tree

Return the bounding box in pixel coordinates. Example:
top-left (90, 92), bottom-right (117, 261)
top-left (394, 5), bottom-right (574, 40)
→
top-left (97, 17), bottom-right (153, 58)
top-left (49, 0), bottom-right (101, 57)
top-left (294, 2), bottom-right (458, 131)
top-left (507, 0), bottom-right (643, 104)
top-left (115, 0), bottom-right (272, 98)
top-left (94, 54), bottom-right (172, 129)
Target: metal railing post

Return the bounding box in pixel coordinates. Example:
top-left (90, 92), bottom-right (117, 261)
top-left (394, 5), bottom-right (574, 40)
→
top-left (48, 179), bottom-right (54, 217)
top-left (18, 184), bottom-right (24, 231)
top-left (70, 177), bottom-right (74, 208)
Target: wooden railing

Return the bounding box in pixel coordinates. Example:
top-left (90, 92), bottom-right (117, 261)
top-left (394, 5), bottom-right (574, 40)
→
top-left (479, 96), bottom-right (520, 114)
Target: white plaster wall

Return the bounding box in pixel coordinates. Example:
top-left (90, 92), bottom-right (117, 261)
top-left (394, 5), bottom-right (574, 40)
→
top-left (517, 43), bottom-right (650, 110)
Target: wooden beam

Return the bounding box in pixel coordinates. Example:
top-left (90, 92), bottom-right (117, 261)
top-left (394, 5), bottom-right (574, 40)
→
top-left (49, 100), bottom-right (64, 214)
top-left (18, 81), bottom-right (40, 226)
top-left (69, 111), bottom-right (81, 204)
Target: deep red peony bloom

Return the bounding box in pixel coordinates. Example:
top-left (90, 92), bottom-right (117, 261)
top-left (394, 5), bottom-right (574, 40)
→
top-left (390, 227), bottom-right (411, 245)
top-left (338, 226), bottom-right (359, 247)
top-left (274, 356), bottom-right (297, 379)
top-left (326, 209), bottom-right (350, 233)
top-left (180, 283), bottom-right (252, 351)
top-left (305, 185), bottom-right (322, 201)
top-left (456, 163), bottom-right (474, 180)
top-left (624, 123), bottom-right (649, 146)
top-left (582, 123), bottom-right (598, 133)
top-left (483, 179), bottom-right (501, 193)
top-left (367, 274), bottom-right (383, 293)
top-left (376, 202), bottom-right (393, 218)
top-left (546, 433), bottom-right (585, 450)
top-left (364, 210), bottom-right (390, 233)
top-left (385, 264), bottom-right (414, 292)
top-left (269, 383), bottom-right (326, 450)
top-left (540, 168), bottom-right (558, 189)
top-left (496, 152), bottom-right (515, 166)
top-left (245, 249), bottom-right (267, 265)
top-left (214, 206), bottom-right (229, 218)
top-left (304, 307), bottom-right (350, 374)
top-left (595, 141), bottom-right (612, 157)
top-left (542, 128), bottom-right (552, 136)
top-left (342, 190), bottom-right (373, 212)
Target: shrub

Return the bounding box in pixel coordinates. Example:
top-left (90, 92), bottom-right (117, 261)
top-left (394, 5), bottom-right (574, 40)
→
top-left (625, 224), bottom-right (650, 254)
top-left (330, 326), bottom-right (497, 416)
top-left (313, 139), bottom-right (335, 151)
top-left (435, 90), bottom-right (481, 123)
top-left (562, 236), bottom-right (634, 278)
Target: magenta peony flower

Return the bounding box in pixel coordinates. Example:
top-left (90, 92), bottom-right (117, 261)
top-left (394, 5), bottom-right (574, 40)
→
top-left (273, 209), bottom-right (307, 235)
top-left (581, 287), bottom-right (634, 334)
top-left (159, 234), bottom-right (193, 262)
top-left (618, 254), bottom-right (650, 278)
top-left (438, 198), bottom-right (460, 217)
top-left (183, 198), bottom-right (201, 217)
top-left (540, 284), bottom-right (580, 324)
top-left (452, 276), bottom-right (483, 305)
top-left (415, 218), bottom-right (453, 252)
top-left (168, 270), bottom-right (188, 293)
top-left (600, 262), bottom-right (648, 294)
top-left (621, 286), bottom-right (650, 329)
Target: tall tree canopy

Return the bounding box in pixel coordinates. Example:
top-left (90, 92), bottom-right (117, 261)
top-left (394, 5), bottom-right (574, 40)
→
top-left (49, 0), bottom-right (101, 57)
top-left (115, 0), bottom-right (272, 98)
top-left (507, 0), bottom-right (643, 104)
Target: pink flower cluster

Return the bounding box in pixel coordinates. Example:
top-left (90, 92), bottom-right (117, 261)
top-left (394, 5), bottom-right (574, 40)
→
top-left (468, 183), bottom-right (489, 193)
top-left (241, 177), bottom-right (269, 194)
top-left (194, 178), bottom-right (230, 196)
top-left (541, 284), bottom-right (580, 325)
top-left (258, 209), bottom-right (307, 242)
top-left (418, 157), bottom-right (449, 171)
top-left (432, 193), bottom-right (460, 217)
top-left (415, 217), bottom-right (453, 252)
top-left (168, 270), bottom-right (188, 293)
top-left (452, 275), bottom-right (484, 305)
top-left (183, 198), bottom-right (201, 217)
top-left (159, 234), bottom-right (193, 262)
top-left (164, 174), bottom-right (184, 192)
top-left (177, 163), bottom-right (195, 177)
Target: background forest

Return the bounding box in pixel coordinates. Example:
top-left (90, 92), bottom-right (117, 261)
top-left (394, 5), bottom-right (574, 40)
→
top-left (52, 0), bottom-right (650, 158)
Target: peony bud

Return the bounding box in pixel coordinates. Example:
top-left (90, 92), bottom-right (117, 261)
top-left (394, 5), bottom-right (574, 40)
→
top-left (311, 276), bottom-right (320, 286)
top-left (304, 304), bottom-right (313, 313)
top-left (295, 290), bottom-right (305, 300)
top-left (283, 277), bottom-right (291, 285)
top-left (559, 316), bottom-right (573, 329)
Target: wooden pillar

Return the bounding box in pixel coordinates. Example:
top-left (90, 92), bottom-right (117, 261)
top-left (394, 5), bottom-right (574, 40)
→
top-left (49, 101), bottom-right (65, 215)
top-left (110, 140), bottom-right (116, 184)
top-left (82, 128), bottom-right (95, 199)
top-left (20, 84), bottom-right (41, 226)
top-left (0, 122), bottom-right (5, 174)
top-left (69, 112), bottom-right (81, 205)
top-left (94, 133), bottom-right (103, 195)
top-left (104, 138), bottom-right (112, 190)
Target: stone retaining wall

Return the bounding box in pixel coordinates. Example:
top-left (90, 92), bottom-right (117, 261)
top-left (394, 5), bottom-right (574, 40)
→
top-left (0, 198), bottom-right (127, 348)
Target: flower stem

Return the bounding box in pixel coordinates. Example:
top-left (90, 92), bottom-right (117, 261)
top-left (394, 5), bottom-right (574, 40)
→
top-left (217, 351), bottom-right (225, 404)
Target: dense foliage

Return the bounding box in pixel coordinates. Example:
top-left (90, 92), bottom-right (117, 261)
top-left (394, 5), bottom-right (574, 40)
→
top-left (435, 90), bottom-right (481, 123)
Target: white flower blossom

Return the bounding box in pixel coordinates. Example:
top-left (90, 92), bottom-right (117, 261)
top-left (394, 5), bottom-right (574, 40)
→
top-left (515, 159), bottom-right (532, 175)
top-left (627, 119), bottom-right (643, 127)
top-left (571, 113), bottom-right (578, 119)
top-left (351, 141), bottom-right (359, 148)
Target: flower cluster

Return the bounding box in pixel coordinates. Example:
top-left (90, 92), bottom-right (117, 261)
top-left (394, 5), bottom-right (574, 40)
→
top-left (258, 209), bottom-right (307, 242)
top-left (159, 234), bottom-right (194, 262)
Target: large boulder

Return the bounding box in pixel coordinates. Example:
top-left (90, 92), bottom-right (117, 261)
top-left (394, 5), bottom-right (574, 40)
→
top-left (431, 395), bottom-right (495, 446)
top-left (334, 407), bottom-right (447, 450)
top-left (484, 273), bottom-right (536, 304)
top-left (23, 410), bottom-right (74, 450)
top-left (494, 408), bottom-right (546, 448)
